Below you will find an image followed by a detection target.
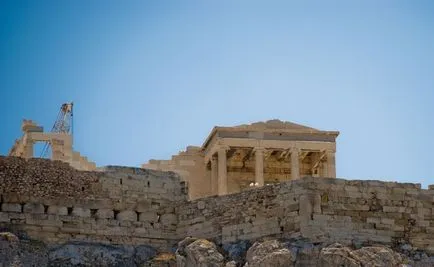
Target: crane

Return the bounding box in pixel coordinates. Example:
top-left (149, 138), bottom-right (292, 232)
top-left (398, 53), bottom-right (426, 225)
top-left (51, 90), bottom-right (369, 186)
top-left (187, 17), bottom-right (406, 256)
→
top-left (40, 102), bottom-right (74, 158)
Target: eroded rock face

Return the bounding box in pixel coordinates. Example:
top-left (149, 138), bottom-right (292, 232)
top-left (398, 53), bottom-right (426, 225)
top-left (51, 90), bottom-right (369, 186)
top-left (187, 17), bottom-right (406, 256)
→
top-left (319, 243), bottom-right (404, 267)
top-left (48, 242), bottom-right (136, 266)
top-left (0, 232), bottom-right (48, 267)
top-left (244, 240), bottom-right (294, 267)
top-left (2, 232), bottom-right (433, 267)
top-left (181, 238), bottom-right (225, 267)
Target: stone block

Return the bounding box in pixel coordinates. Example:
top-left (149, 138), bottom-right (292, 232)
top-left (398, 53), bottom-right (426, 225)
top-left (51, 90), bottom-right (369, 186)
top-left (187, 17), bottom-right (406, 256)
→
top-left (95, 209), bottom-right (114, 219)
top-left (23, 203), bottom-right (45, 214)
top-left (0, 212), bottom-right (9, 222)
top-left (117, 210), bottom-right (137, 221)
top-left (139, 212), bottom-right (159, 222)
top-left (72, 207), bottom-right (91, 218)
top-left (197, 201), bottom-right (205, 210)
top-left (380, 218), bottom-right (394, 225)
top-left (47, 206), bottom-right (68, 215)
top-left (160, 213), bottom-right (177, 226)
top-left (1, 203), bottom-right (22, 213)
top-left (136, 200), bottom-right (151, 212)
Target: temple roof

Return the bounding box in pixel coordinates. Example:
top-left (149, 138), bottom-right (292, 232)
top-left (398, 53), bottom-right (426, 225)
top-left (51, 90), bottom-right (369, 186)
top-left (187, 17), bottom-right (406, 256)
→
top-left (232, 119), bottom-right (319, 131)
top-left (202, 119), bottom-right (339, 149)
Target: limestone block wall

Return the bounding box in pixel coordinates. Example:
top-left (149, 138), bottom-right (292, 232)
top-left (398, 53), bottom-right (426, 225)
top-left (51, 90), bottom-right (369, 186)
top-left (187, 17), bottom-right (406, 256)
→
top-left (142, 146), bottom-right (211, 200)
top-left (1, 156), bottom-right (434, 254)
top-left (176, 181), bottom-right (304, 244)
top-left (0, 156), bottom-right (188, 251)
top-left (177, 177), bottom-right (434, 253)
top-left (299, 178), bottom-right (434, 253)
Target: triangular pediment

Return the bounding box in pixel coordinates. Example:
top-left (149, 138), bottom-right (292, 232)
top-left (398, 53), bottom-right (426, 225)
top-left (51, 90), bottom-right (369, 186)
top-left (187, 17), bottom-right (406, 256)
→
top-left (232, 119), bottom-right (319, 131)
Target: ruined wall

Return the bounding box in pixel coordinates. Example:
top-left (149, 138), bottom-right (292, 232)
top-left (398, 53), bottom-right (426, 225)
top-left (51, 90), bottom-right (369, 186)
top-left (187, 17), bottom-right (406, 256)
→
top-left (1, 156), bottom-right (434, 254)
top-left (142, 146), bottom-right (211, 200)
top-left (178, 177), bottom-right (434, 254)
top-left (0, 156), bottom-right (187, 251)
top-left (177, 181), bottom-right (303, 244)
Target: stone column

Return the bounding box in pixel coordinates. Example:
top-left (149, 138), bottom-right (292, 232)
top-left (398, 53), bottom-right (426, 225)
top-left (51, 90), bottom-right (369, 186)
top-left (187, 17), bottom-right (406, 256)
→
top-left (217, 146), bottom-right (229, 195)
top-left (23, 137), bottom-right (33, 158)
top-left (254, 147), bottom-right (264, 186)
top-left (291, 147), bottom-right (300, 180)
top-left (326, 150), bottom-right (336, 178)
top-left (211, 156), bottom-right (218, 195)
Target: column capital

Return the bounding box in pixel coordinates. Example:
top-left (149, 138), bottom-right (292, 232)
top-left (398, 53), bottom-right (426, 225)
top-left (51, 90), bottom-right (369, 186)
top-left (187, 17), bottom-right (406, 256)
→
top-left (217, 145), bottom-right (230, 152)
top-left (253, 147), bottom-right (265, 153)
top-left (290, 147), bottom-right (300, 153)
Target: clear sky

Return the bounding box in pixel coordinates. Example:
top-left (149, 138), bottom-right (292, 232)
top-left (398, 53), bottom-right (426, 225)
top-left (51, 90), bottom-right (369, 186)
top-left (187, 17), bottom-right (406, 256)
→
top-left (1, 1), bottom-right (433, 187)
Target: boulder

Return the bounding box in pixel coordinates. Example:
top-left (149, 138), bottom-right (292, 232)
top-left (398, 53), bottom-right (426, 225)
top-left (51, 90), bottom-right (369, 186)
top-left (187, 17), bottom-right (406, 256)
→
top-left (320, 243), bottom-right (405, 267)
top-left (176, 237), bottom-right (224, 267)
top-left (244, 240), bottom-right (294, 267)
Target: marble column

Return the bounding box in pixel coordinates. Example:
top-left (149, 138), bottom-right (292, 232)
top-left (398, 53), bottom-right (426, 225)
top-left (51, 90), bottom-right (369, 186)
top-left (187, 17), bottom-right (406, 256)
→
top-left (254, 147), bottom-right (264, 186)
top-left (326, 150), bottom-right (336, 178)
top-left (291, 147), bottom-right (300, 180)
top-left (211, 156), bottom-right (218, 195)
top-left (217, 146), bottom-right (229, 195)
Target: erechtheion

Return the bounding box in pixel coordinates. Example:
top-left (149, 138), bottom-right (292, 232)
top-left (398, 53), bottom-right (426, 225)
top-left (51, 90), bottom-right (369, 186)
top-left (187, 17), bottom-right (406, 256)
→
top-left (142, 119), bottom-right (339, 199)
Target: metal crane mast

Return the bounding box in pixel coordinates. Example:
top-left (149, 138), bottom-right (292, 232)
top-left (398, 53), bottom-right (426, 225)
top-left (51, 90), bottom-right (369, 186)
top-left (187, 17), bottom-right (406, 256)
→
top-left (40, 102), bottom-right (74, 158)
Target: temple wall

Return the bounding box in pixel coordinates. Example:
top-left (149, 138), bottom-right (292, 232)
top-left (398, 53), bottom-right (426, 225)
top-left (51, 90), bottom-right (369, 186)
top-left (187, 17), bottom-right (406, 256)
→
top-left (1, 156), bottom-right (434, 254)
top-left (142, 146), bottom-right (211, 200)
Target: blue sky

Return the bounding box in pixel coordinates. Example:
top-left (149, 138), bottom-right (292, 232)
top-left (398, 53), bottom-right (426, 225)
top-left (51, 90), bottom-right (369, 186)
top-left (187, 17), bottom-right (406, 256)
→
top-left (1, 1), bottom-right (433, 187)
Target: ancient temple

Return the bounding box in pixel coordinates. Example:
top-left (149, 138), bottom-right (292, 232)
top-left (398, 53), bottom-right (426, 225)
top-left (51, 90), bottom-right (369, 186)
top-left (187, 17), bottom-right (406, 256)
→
top-left (142, 119), bottom-right (339, 199)
top-left (8, 120), bottom-right (96, 171)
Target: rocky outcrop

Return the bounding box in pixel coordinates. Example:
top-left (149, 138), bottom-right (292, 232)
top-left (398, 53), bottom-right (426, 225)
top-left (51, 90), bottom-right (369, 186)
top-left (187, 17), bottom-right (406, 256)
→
top-left (176, 238), bottom-right (225, 267)
top-left (244, 240), bottom-right (294, 267)
top-left (3, 233), bottom-right (434, 267)
top-left (319, 243), bottom-right (403, 267)
top-left (0, 232), bottom-right (48, 267)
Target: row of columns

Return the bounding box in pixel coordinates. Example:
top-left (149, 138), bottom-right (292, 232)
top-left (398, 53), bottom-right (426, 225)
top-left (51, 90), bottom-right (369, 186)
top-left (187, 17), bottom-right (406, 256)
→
top-left (210, 146), bottom-right (336, 196)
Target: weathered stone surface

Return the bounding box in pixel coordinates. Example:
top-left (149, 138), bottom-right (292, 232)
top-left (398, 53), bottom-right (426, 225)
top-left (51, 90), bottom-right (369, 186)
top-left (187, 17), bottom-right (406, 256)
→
top-left (319, 243), bottom-right (404, 267)
top-left (47, 206), bottom-right (68, 215)
top-left (96, 209), bottom-right (114, 219)
top-left (134, 245), bottom-right (157, 265)
top-left (1, 203), bottom-right (22, 213)
top-left (0, 232), bottom-right (48, 267)
top-left (146, 252), bottom-right (177, 267)
top-left (160, 213), bottom-right (177, 225)
top-left (48, 242), bottom-right (135, 266)
top-left (139, 211), bottom-right (159, 222)
top-left (245, 240), bottom-right (294, 267)
top-left (184, 239), bottom-right (225, 267)
top-left (117, 210), bottom-right (137, 221)
top-left (23, 203), bottom-right (44, 214)
top-left (223, 240), bottom-right (250, 264)
top-left (71, 207), bottom-right (91, 218)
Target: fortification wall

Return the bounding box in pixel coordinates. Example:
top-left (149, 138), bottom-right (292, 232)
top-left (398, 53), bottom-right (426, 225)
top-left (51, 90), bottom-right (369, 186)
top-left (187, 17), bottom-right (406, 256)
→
top-left (178, 177), bottom-right (434, 253)
top-left (1, 156), bottom-right (434, 254)
top-left (0, 156), bottom-right (187, 251)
